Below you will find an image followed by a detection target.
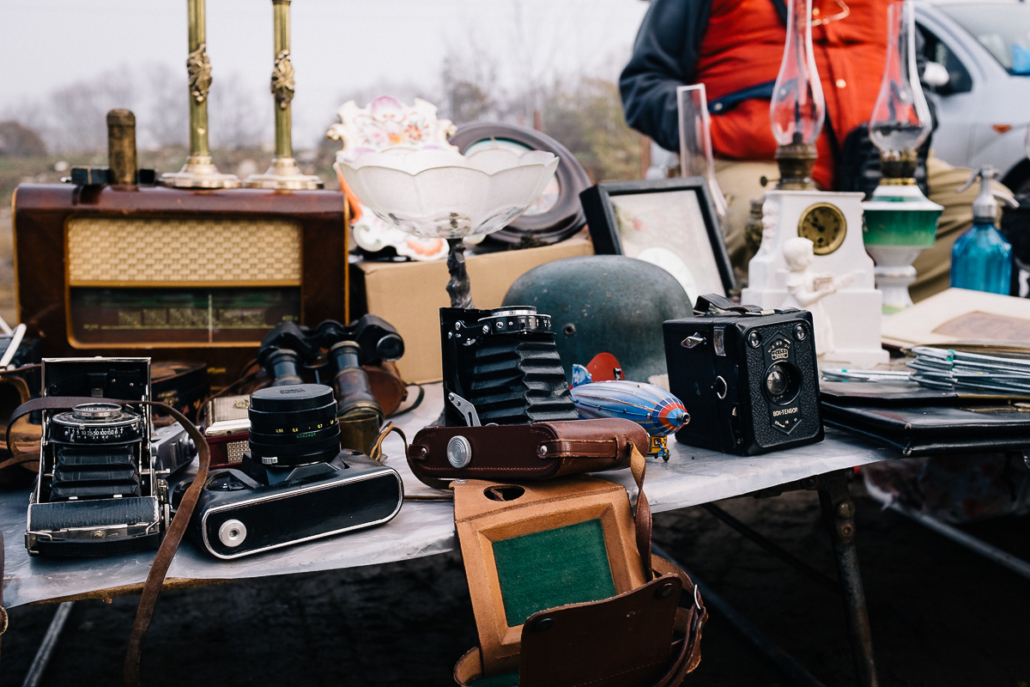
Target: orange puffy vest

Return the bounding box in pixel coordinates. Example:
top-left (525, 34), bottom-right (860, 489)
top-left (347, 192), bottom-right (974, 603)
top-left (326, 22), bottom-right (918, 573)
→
top-left (696, 0), bottom-right (888, 189)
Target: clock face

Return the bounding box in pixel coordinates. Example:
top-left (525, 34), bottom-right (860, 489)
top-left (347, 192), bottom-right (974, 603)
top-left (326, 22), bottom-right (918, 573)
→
top-left (797, 202), bottom-right (847, 255)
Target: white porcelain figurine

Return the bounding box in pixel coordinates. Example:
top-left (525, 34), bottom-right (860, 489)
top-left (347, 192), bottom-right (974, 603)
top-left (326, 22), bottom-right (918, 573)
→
top-left (782, 237), bottom-right (854, 357)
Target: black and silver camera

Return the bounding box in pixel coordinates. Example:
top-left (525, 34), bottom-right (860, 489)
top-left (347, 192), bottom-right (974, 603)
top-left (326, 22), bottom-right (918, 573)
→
top-left (663, 295), bottom-right (823, 455)
top-left (440, 306), bottom-right (579, 426)
top-left (26, 358), bottom-right (193, 557)
top-left (178, 383), bottom-right (403, 559)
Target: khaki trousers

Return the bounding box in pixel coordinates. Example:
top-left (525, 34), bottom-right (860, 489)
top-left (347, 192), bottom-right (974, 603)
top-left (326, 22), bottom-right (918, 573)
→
top-left (713, 155), bottom-right (1008, 302)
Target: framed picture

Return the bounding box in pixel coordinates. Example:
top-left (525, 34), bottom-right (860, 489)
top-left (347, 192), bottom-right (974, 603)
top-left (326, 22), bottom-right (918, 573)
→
top-left (450, 122), bottom-right (591, 246)
top-left (581, 177), bottom-right (736, 304)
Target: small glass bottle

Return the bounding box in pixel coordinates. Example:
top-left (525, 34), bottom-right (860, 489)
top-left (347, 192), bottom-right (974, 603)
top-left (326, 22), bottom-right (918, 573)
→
top-left (950, 167), bottom-right (1014, 294)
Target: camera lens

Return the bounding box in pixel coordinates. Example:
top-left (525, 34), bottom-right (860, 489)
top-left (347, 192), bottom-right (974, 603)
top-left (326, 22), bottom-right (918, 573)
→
top-left (248, 384), bottom-right (341, 467)
top-left (763, 363), bottom-right (801, 405)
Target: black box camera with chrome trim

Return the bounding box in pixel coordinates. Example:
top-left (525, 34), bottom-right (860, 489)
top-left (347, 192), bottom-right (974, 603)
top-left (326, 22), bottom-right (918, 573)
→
top-left (175, 383), bottom-right (403, 559)
top-left (662, 294), bottom-right (823, 455)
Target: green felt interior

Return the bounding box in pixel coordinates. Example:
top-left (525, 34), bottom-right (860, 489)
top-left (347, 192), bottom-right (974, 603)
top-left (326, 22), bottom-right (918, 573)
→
top-left (491, 518), bottom-right (616, 627)
top-left (470, 671), bottom-right (519, 687)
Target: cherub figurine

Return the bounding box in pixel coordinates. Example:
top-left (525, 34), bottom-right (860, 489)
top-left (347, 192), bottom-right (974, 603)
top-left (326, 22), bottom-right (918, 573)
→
top-left (782, 237), bottom-right (853, 357)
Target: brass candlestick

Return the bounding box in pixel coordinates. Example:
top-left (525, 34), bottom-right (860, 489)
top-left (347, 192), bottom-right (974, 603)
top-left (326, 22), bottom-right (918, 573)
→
top-left (161, 0), bottom-right (241, 189)
top-left (245, 0), bottom-right (323, 190)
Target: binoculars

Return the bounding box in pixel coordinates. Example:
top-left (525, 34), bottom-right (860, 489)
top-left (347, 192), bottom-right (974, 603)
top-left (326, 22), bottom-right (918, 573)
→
top-left (257, 315), bottom-right (404, 453)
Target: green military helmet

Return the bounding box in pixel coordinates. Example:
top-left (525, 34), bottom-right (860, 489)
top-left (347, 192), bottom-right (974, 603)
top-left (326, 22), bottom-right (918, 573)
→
top-left (503, 255), bottom-right (692, 383)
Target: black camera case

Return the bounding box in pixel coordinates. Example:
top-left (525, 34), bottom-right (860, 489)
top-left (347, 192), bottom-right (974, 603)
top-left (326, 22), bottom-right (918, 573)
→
top-left (663, 295), bottom-right (823, 455)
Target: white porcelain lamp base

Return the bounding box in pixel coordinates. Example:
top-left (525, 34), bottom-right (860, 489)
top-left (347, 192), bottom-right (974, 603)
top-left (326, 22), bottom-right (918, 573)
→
top-left (866, 245), bottom-right (925, 314)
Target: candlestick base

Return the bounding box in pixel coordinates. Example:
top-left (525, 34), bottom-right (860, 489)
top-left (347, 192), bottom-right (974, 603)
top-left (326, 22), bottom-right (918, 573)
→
top-left (244, 157), bottom-right (324, 190)
top-left (161, 155), bottom-right (241, 189)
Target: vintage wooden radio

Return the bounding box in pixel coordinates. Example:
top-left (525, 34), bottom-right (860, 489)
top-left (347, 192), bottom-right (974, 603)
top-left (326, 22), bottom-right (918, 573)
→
top-left (13, 182), bottom-right (347, 389)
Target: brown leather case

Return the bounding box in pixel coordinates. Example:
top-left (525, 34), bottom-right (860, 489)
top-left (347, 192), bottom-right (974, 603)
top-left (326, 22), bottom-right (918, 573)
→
top-left (408, 418), bottom-right (648, 486)
top-left (452, 475), bottom-right (707, 686)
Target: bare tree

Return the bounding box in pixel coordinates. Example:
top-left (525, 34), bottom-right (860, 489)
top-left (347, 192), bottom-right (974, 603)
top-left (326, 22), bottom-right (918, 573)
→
top-left (208, 71), bottom-right (265, 149)
top-left (143, 63), bottom-right (188, 149)
top-left (47, 69), bottom-right (135, 153)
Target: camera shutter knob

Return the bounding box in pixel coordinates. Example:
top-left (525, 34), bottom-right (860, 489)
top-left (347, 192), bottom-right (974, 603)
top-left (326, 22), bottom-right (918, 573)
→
top-left (447, 435), bottom-right (473, 468)
top-left (218, 519), bottom-right (247, 548)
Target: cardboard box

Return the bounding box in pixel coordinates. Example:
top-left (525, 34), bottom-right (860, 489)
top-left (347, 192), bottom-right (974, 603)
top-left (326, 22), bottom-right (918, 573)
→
top-left (352, 236), bottom-right (593, 383)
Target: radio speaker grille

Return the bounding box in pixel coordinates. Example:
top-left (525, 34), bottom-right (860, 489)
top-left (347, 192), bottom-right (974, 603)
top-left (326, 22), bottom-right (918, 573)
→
top-left (67, 217), bottom-right (302, 284)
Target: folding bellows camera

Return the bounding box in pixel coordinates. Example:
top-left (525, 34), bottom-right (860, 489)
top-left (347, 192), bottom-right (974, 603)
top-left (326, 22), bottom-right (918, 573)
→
top-left (663, 295), bottom-right (823, 455)
top-left (26, 358), bottom-right (194, 556)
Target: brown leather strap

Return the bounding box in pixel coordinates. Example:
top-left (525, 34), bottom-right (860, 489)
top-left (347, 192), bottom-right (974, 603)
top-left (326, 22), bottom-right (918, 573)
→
top-left (5, 396), bottom-right (101, 454)
top-left (372, 421), bottom-right (453, 500)
top-left (453, 647), bottom-right (486, 686)
top-left (630, 445), bottom-right (652, 580)
top-left (0, 528), bottom-right (6, 669)
top-left (123, 401), bottom-right (209, 687)
top-left (369, 421), bottom-right (404, 463)
top-left (0, 453), bottom-right (38, 472)
top-left (651, 555), bottom-right (707, 685)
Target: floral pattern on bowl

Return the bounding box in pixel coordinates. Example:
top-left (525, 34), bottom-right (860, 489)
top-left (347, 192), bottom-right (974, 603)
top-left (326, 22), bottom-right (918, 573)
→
top-left (328, 96), bottom-right (475, 261)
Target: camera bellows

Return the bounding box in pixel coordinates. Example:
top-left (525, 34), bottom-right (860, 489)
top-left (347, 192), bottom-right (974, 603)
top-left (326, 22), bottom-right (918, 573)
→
top-left (52, 447), bottom-right (141, 499)
top-left (248, 384), bottom-right (341, 467)
top-left (442, 306), bottom-right (579, 426)
top-left (471, 338), bottom-right (577, 424)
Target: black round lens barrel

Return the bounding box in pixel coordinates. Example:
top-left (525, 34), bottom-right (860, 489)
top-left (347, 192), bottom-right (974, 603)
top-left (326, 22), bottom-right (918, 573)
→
top-left (248, 384), bottom-right (341, 467)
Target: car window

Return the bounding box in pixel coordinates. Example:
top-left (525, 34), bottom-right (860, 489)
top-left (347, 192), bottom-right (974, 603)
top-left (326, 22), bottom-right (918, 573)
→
top-left (940, 3), bottom-right (1030, 74)
top-left (917, 23), bottom-right (974, 95)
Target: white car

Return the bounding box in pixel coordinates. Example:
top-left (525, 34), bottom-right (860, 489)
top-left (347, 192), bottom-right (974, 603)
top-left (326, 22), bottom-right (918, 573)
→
top-left (916, 0), bottom-right (1030, 192)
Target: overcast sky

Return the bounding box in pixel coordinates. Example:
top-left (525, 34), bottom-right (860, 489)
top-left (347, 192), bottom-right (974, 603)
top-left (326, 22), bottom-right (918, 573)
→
top-left (1, 0), bottom-right (649, 148)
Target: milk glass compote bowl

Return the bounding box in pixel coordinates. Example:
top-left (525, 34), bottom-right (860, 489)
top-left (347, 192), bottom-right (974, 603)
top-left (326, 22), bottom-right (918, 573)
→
top-left (339, 147), bottom-right (559, 307)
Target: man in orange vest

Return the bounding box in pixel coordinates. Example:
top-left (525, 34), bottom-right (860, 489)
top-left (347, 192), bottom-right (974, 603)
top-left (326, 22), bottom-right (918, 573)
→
top-left (620, 0), bottom-right (1004, 300)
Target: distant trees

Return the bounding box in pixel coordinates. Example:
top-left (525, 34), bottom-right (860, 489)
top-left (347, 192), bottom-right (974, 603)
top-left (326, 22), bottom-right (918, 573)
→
top-left (0, 121), bottom-right (47, 157)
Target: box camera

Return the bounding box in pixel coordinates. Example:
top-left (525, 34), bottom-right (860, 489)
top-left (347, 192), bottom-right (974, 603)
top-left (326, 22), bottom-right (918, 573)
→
top-left (177, 384), bottom-right (403, 559)
top-left (440, 307), bottom-right (579, 426)
top-left (663, 295), bottom-right (823, 455)
top-left (25, 358), bottom-right (194, 556)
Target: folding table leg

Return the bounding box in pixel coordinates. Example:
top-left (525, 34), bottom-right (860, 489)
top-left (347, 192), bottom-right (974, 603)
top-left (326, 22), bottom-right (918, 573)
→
top-left (818, 470), bottom-right (879, 687)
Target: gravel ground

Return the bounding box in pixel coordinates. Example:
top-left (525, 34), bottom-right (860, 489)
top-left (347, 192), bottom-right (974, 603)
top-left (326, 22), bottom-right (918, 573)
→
top-left (2, 482), bottom-right (1028, 686)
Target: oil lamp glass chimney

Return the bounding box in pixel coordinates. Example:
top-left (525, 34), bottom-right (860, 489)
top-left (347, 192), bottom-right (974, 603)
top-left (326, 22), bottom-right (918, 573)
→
top-left (869, 0), bottom-right (932, 181)
top-left (770, 0), bottom-right (825, 189)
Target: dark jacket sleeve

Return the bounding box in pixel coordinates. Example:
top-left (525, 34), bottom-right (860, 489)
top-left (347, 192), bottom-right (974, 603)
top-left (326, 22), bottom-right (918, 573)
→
top-left (619, 0), bottom-right (713, 152)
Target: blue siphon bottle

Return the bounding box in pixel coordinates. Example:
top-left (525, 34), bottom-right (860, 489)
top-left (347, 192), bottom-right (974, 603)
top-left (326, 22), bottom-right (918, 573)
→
top-left (950, 166), bottom-right (1016, 294)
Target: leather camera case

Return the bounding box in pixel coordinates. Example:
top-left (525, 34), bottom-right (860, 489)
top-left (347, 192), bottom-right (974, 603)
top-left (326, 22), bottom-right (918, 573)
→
top-left (407, 418), bottom-right (648, 486)
top-left (452, 475), bottom-right (706, 686)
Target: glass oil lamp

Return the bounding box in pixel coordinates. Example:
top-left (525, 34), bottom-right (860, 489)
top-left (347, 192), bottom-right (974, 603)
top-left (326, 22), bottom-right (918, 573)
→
top-left (770, 0), bottom-right (825, 190)
top-left (862, 0), bottom-right (943, 313)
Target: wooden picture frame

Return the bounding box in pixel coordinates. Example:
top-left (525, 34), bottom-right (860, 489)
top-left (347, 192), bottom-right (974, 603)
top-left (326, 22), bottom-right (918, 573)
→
top-left (453, 477), bottom-right (646, 675)
top-left (581, 177), bottom-right (736, 301)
